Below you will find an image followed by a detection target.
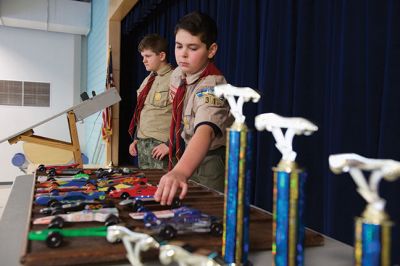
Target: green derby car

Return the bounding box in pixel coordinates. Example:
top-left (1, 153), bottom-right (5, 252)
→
top-left (28, 226), bottom-right (108, 248)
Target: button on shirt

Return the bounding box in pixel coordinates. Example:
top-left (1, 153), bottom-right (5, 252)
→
top-left (169, 66), bottom-right (234, 150)
top-left (137, 64), bottom-right (173, 142)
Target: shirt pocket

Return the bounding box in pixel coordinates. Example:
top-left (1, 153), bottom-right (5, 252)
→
top-left (149, 89), bottom-right (169, 107)
top-left (183, 108), bottom-right (194, 137)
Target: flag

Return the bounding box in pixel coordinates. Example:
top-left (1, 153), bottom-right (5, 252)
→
top-left (101, 47), bottom-right (115, 142)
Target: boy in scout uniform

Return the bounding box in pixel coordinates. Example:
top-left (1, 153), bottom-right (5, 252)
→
top-left (155, 12), bottom-right (233, 205)
top-left (128, 34), bottom-right (173, 169)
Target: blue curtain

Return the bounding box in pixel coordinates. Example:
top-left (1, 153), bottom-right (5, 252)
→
top-left (119, 0), bottom-right (400, 262)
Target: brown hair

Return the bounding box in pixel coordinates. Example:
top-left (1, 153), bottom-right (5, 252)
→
top-left (175, 11), bottom-right (217, 49)
top-left (138, 34), bottom-right (168, 54)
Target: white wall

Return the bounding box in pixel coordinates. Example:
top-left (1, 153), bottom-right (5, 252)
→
top-left (0, 25), bottom-right (83, 182)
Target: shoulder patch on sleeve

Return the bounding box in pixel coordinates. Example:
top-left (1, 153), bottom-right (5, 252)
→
top-left (196, 87), bottom-right (215, 98)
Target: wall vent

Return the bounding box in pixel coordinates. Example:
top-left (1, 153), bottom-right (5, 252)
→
top-left (0, 80), bottom-right (50, 107)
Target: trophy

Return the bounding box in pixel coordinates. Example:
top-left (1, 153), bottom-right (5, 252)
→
top-left (214, 84), bottom-right (260, 265)
top-left (107, 225), bottom-right (160, 266)
top-left (159, 244), bottom-right (222, 266)
top-left (255, 113), bottom-right (318, 266)
top-left (107, 225), bottom-right (224, 266)
top-left (329, 153), bottom-right (400, 266)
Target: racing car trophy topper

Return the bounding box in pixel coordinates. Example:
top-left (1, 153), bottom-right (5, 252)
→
top-left (159, 243), bottom-right (222, 266)
top-left (214, 84), bottom-right (260, 265)
top-left (107, 225), bottom-right (160, 266)
top-left (255, 113), bottom-right (318, 266)
top-left (329, 153), bottom-right (400, 266)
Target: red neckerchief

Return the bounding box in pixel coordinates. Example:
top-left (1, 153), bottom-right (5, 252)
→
top-left (168, 63), bottom-right (222, 170)
top-left (128, 72), bottom-right (157, 138)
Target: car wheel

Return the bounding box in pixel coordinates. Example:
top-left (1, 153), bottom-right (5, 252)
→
top-left (37, 164), bottom-right (46, 172)
top-left (51, 208), bottom-right (63, 215)
top-left (48, 216), bottom-right (65, 229)
top-left (97, 172), bottom-right (108, 179)
top-left (98, 194), bottom-right (106, 200)
top-left (171, 198), bottom-right (182, 209)
top-left (46, 232), bottom-right (63, 248)
top-left (121, 193), bottom-right (130, 199)
top-left (48, 199), bottom-right (61, 208)
top-left (132, 201), bottom-right (144, 212)
top-left (160, 225), bottom-right (177, 240)
top-left (107, 186), bottom-right (116, 194)
top-left (105, 214), bottom-right (119, 226)
top-left (210, 222), bottom-right (223, 236)
top-left (48, 168), bottom-right (56, 176)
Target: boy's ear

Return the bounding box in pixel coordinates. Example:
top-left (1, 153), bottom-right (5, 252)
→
top-left (159, 51), bottom-right (167, 61)
top-left (207, 43), bottom-right (218, 59)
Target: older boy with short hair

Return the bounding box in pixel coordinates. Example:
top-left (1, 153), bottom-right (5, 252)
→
top-left (128, 34), bottom-right (173, 169)
top-left (155, 12), bottom-right (233, 205)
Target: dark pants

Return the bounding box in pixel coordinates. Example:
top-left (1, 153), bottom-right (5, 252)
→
top-left (190, 146), bottom-right (226, 192)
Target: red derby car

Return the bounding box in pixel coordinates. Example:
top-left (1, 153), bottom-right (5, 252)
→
top-left (109, 183), bottom-right (157, 199)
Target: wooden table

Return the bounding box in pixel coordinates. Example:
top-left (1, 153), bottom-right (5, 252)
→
top-left (0, 172), bottom-right (350, 266)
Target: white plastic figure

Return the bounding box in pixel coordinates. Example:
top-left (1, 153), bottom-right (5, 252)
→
top-left (107, 225), bottom-right (160, 266)
top-left (159, 244), bottom-right (221, 266)
top-left (214, 84), bottom-right (260, 124)
top-left (329, 153), bottom-right (400, 218)
top-left (255, 113), bottom-right (318, 161)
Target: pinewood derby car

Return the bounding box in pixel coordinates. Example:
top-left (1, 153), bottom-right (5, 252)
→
top-left (143, 207), bottom-right (223, 240)
top-left (37, 173), bottom-right (91, 183)
top-left (39, 200), bottom-right (115, 215)
top-left (28, 226), bottom-right (109, 248)
top-left (95, 168), bottom-right (142, 178)
top-left (37, 163), bottom-right (89, 176)
top-left (35, 191), bottom-right (106, 206)
top-left (99, 172), bottom-right (146, 180)
top-left (109, 183), bottom-right (157, 199)
top-left (37, 163), bottom-right (80, 173)
top-left (97, 183), bottom-right (132, 193)
top-left (96, 176), bottom-right (148, 189)
top-left (35, 183), bottom-right (96, 195)
top-left (120, 196), bottom-right (181, 212)
top-left (33, 208), bottom-right (119, 228)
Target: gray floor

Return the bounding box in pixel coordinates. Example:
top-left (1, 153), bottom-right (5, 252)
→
top-left (0, 185), bottom-right (12, 219)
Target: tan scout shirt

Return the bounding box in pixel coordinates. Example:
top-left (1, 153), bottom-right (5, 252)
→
top-left (137, 64), bottom-right (173, 142)
top-left (170, 66), bottom-right (234, 150)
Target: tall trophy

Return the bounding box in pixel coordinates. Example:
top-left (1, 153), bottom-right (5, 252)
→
top-left (214, 84), bottom-right (260, 266)
top-left (329, 153), bottom-right (400, 266)
top-left (255, 113), bottom-right (318, 266)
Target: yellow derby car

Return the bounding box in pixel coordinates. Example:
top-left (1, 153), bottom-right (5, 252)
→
top-left (98, 183), bottom-right (132, 194)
